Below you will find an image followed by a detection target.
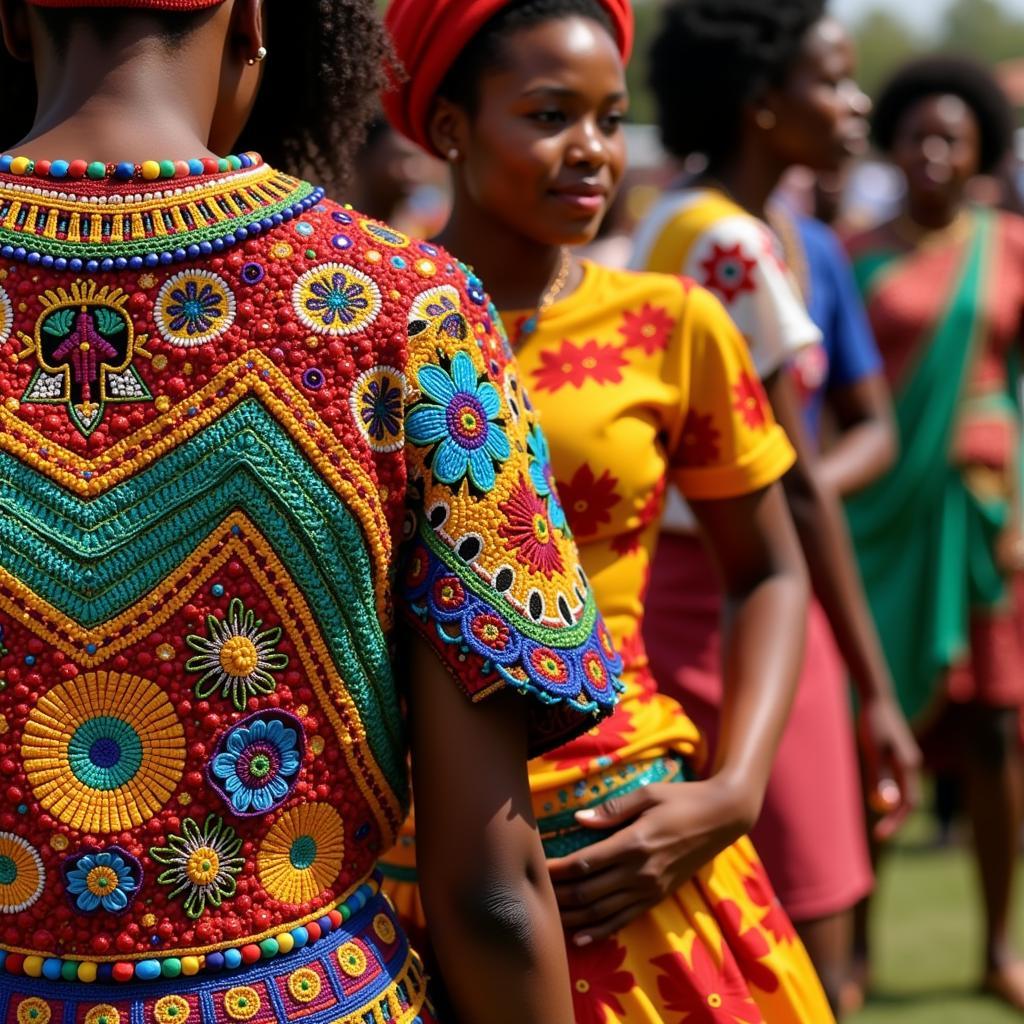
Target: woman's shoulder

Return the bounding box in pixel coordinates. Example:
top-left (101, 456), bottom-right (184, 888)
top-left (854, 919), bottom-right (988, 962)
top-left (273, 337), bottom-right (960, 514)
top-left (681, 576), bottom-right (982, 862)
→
top-left (579, 261), bottom-right (735, 344)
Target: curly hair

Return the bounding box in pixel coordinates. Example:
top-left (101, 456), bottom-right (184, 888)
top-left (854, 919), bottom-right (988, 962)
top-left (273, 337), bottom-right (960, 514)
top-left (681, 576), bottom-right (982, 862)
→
top-left (438, 0), bottom-right (614, 113)
top-left (871, 55), bottom-right (1014, 175)
top-left (648, 0), bottom-right (825, 163)
top-left (0, 2), bottom-right (391, 192)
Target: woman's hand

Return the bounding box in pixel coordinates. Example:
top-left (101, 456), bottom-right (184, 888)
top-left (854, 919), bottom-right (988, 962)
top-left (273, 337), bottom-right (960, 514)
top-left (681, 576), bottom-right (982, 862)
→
top-left (547, 775), bottom-right (758, 946)
top-left (857, 693), bottom-right (922, 841)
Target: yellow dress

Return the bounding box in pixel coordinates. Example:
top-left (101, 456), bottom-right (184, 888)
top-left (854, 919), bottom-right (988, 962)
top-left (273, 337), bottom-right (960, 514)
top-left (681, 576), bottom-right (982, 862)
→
top-left (382, 261), bottom-right (834, 1023)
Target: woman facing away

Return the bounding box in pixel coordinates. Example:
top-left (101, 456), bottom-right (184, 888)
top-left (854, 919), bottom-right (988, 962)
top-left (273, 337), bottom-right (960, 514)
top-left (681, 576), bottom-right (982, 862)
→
top-left (379, 0), bottom-right (837, 1020)
top-left (0, 2), bottom-right (623, 1022)
top-left (844, 56), bottom-right (1024, 1011)
top-left (631, 0), bottom-right (920, 1013)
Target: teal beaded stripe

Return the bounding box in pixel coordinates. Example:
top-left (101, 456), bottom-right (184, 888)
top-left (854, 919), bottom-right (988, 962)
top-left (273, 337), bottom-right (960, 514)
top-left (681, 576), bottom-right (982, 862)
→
top-left (539, 756), bottom-right (689, 857)
top-left (0, 400), bottom-right (407, 799)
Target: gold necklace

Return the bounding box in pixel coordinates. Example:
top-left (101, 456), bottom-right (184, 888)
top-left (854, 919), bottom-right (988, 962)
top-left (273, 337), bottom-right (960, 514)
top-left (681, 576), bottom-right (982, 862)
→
top-left (512, 246), bottom-right (572, 345)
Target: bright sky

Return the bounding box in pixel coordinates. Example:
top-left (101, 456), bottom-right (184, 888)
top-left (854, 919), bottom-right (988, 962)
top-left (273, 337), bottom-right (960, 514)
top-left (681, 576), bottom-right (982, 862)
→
top-left (831, 0), bottom-right (1024, 35)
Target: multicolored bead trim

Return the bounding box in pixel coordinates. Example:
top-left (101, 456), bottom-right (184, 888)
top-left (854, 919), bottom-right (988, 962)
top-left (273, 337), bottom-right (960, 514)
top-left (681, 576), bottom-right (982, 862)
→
top-left (0, 875), bottom-right (382, 985)
top-left (0, 153), bottom-right (261, 183)
top-left (0, 885), bottom-right (432, 1024)
top-left (0, 164), bottom-right (323, 272)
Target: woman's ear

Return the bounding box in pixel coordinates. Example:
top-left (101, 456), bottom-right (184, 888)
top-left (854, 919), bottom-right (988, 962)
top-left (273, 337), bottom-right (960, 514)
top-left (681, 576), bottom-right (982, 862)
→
top-left (229, 0), bottom-right (263, 66)
top-left (427, 96), bottom-right (470, 163)
top-left (0, 0), bottom-right (34, 63)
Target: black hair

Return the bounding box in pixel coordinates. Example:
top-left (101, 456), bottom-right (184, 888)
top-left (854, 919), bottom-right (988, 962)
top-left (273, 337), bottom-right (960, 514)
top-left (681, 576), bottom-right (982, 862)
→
top-left (648, 0), bottom-right (825, 163)
top-left (437, 0), bottom-right (615, 114)
top-left (0, 2), bottom-right (391, 192)
top-left (871, 55), bottom-right (1014, 175)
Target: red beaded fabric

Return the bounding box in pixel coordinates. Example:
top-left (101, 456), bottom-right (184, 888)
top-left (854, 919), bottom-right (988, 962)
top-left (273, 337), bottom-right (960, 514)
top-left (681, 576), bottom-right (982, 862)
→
top-left (28, 0), bottom-right (225, 9)
top-left (0, 159), bottom-right (619, 1018)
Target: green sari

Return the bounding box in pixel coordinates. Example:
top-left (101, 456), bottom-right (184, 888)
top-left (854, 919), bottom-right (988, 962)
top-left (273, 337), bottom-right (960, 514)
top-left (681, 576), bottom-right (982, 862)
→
top-left (846, 209), bottom-right (1016, 723)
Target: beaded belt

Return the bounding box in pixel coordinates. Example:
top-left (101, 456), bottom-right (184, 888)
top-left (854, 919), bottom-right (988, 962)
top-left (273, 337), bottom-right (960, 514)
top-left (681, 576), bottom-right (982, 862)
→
top-left (380, 755), bottom-right (691, 884)
top-left (537, 755), bottom-right (689, 857)
top-left (0, 881), bottom-right (432, 1024)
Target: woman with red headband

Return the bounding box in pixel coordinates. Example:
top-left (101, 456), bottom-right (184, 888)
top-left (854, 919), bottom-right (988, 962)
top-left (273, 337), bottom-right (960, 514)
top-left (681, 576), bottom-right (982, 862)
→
top-left (380, 1), bottom-right (834, 1019)
top-left (0, 2), bottom-right (619, 1022)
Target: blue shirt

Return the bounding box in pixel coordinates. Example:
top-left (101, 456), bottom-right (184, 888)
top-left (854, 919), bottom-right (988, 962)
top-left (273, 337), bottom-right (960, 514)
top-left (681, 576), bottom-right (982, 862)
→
top-left (791, 215), bottom-right (882, 436)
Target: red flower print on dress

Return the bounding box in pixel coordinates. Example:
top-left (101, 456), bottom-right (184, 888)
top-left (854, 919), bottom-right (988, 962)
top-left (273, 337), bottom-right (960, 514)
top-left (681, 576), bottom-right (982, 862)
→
top-left (618, 302), bottom-right (675, 356)
top-left (699, 242), bottom-right (758, 305)
top-left (652, 942), bottom-right (763, 1024)
top-left (742, 858), bottom-right (798, 945)
top-left (714, 899), bottom-right (781, 994)
top-left (679, 410), bottom-right (722, 466)
top-left (569, 937), bottom-right (635, 1024)
top-left (558, 463), bottom-right (622, 537)
top-left (610, 476), bottom-right (666, 556)
top-left (732, 371), bottom-right (770, 430)
top-left (553, 704), bottom-right (634, 770)
top-left (498, 476), bottom-right (564, 577)
top-left (531, 338), bottom-right (629, 393)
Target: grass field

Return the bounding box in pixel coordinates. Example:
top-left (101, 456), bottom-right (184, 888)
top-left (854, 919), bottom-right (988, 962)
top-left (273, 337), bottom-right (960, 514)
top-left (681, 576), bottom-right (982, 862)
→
top-left (847, 814), bottom-right (1024, 1024)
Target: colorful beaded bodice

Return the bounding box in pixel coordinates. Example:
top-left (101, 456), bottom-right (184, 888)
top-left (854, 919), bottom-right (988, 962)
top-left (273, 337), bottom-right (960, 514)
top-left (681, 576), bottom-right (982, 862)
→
top-left (0, 162), bottom-right (619, 984)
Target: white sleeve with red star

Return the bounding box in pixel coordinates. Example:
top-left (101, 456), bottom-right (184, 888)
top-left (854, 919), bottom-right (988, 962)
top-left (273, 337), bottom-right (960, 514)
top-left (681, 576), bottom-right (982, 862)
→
top-left (681, 215), bottom-right (821, 378)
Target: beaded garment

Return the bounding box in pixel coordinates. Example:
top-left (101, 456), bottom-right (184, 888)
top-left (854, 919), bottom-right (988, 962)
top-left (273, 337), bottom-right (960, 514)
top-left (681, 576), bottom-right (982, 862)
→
top-left (0, 162), bottom-right (620, 1023)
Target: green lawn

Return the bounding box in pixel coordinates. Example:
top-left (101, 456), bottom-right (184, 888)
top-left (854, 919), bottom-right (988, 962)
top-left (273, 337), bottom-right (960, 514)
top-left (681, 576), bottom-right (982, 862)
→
top-left (848, 815), bottom-right (1024, 1024)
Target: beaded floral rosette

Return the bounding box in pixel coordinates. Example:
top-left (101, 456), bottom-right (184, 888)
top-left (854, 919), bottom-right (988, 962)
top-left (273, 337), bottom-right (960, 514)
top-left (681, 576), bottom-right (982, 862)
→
top-left (0, 158), bottom-right (621, 1022)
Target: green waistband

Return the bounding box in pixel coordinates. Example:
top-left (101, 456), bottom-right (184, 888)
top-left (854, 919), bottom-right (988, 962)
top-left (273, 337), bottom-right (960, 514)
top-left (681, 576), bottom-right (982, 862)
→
top-left (539, 756), bottom-right (689, 857)
top-left (377, 756), bottom-right (692, 883)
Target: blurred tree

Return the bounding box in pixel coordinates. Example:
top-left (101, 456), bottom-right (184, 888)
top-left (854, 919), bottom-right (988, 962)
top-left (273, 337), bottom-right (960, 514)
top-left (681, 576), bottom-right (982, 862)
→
top-left (851, 8), bottom-right (922, 97)
top-left (939, 0), bottom-right (1024, 63)
top-left (626, 0), bottom-right (661, 123)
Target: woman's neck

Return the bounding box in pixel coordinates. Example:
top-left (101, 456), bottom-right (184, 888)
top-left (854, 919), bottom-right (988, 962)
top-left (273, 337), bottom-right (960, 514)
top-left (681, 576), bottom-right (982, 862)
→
top-left (437, 200), bottom-right (579, 313)
top-left (903, 192), bottom-right (964, 232)
top-left (703, 137), bottom-right (788, 218)
top-left (17, 31), bottom-right (218, 161)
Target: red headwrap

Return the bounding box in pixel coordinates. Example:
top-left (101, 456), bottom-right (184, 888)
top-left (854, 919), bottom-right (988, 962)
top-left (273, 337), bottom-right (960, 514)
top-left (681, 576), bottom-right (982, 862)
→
top-left (383, 0), bottom-right (633, 154)
top-left (27, 0), bottom-right (225, 8)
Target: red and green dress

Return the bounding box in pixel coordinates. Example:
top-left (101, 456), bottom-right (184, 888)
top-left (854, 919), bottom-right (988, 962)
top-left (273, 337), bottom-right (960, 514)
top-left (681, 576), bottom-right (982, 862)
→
top-left (845, 207), bottom-right (1024, 726)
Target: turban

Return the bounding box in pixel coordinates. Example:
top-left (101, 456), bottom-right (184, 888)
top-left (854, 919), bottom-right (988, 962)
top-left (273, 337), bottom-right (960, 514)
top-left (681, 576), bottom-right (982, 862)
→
top-left (27, 0), bottom-right (225, 8)
top-left (383, 0), bottom-right (633, 154)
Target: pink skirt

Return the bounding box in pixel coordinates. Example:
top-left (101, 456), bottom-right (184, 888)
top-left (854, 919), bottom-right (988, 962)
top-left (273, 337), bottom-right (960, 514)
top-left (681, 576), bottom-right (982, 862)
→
top-left (644, 533), bottom-right (873, 923)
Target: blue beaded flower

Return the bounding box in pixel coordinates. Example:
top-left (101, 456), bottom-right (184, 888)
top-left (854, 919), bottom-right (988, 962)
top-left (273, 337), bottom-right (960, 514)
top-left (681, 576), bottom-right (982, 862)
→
top-left (167, 278), bottom-right (226, 336)
top-left (209, 711), bottom-right (304, 816)
top-left (406, 351), bottom-right (511, 492)
top-left (63, 846), bottom-right (141, 913)
top-left (526, 425), bottom-right (567, 531)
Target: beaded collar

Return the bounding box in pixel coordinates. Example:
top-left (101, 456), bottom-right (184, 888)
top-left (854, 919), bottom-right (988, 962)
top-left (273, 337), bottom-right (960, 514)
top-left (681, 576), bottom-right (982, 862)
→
top-left (0, 161), bottom-right (324, 273)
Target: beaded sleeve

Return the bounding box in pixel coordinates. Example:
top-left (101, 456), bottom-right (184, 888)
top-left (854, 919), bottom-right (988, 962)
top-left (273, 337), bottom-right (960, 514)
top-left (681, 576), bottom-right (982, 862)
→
top-left (397, 262), bottom-right (623, 755)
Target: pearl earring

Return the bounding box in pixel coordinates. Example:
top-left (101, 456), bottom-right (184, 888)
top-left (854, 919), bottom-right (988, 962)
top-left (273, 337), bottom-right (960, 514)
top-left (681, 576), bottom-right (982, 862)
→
top-left (755, 109), bottom-right (776, 130)
top-left (247, 46), bottom-right (268, 66)
top-left (447, 148), bottom-right (460, 162)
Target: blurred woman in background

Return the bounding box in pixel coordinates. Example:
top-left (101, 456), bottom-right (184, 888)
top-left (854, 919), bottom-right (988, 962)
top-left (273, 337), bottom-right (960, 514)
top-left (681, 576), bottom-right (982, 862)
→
top-left (845, 55), bottom-right (1024, 1011)
top-left (634, 1), bottom-right (919, 1013)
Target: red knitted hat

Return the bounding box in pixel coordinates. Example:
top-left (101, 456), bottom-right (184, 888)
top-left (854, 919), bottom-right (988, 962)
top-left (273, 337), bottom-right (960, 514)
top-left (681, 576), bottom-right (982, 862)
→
top-left (383, 0), bottom-right (633, 155)
top-left (27, 0), bottom-right (225, 8)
